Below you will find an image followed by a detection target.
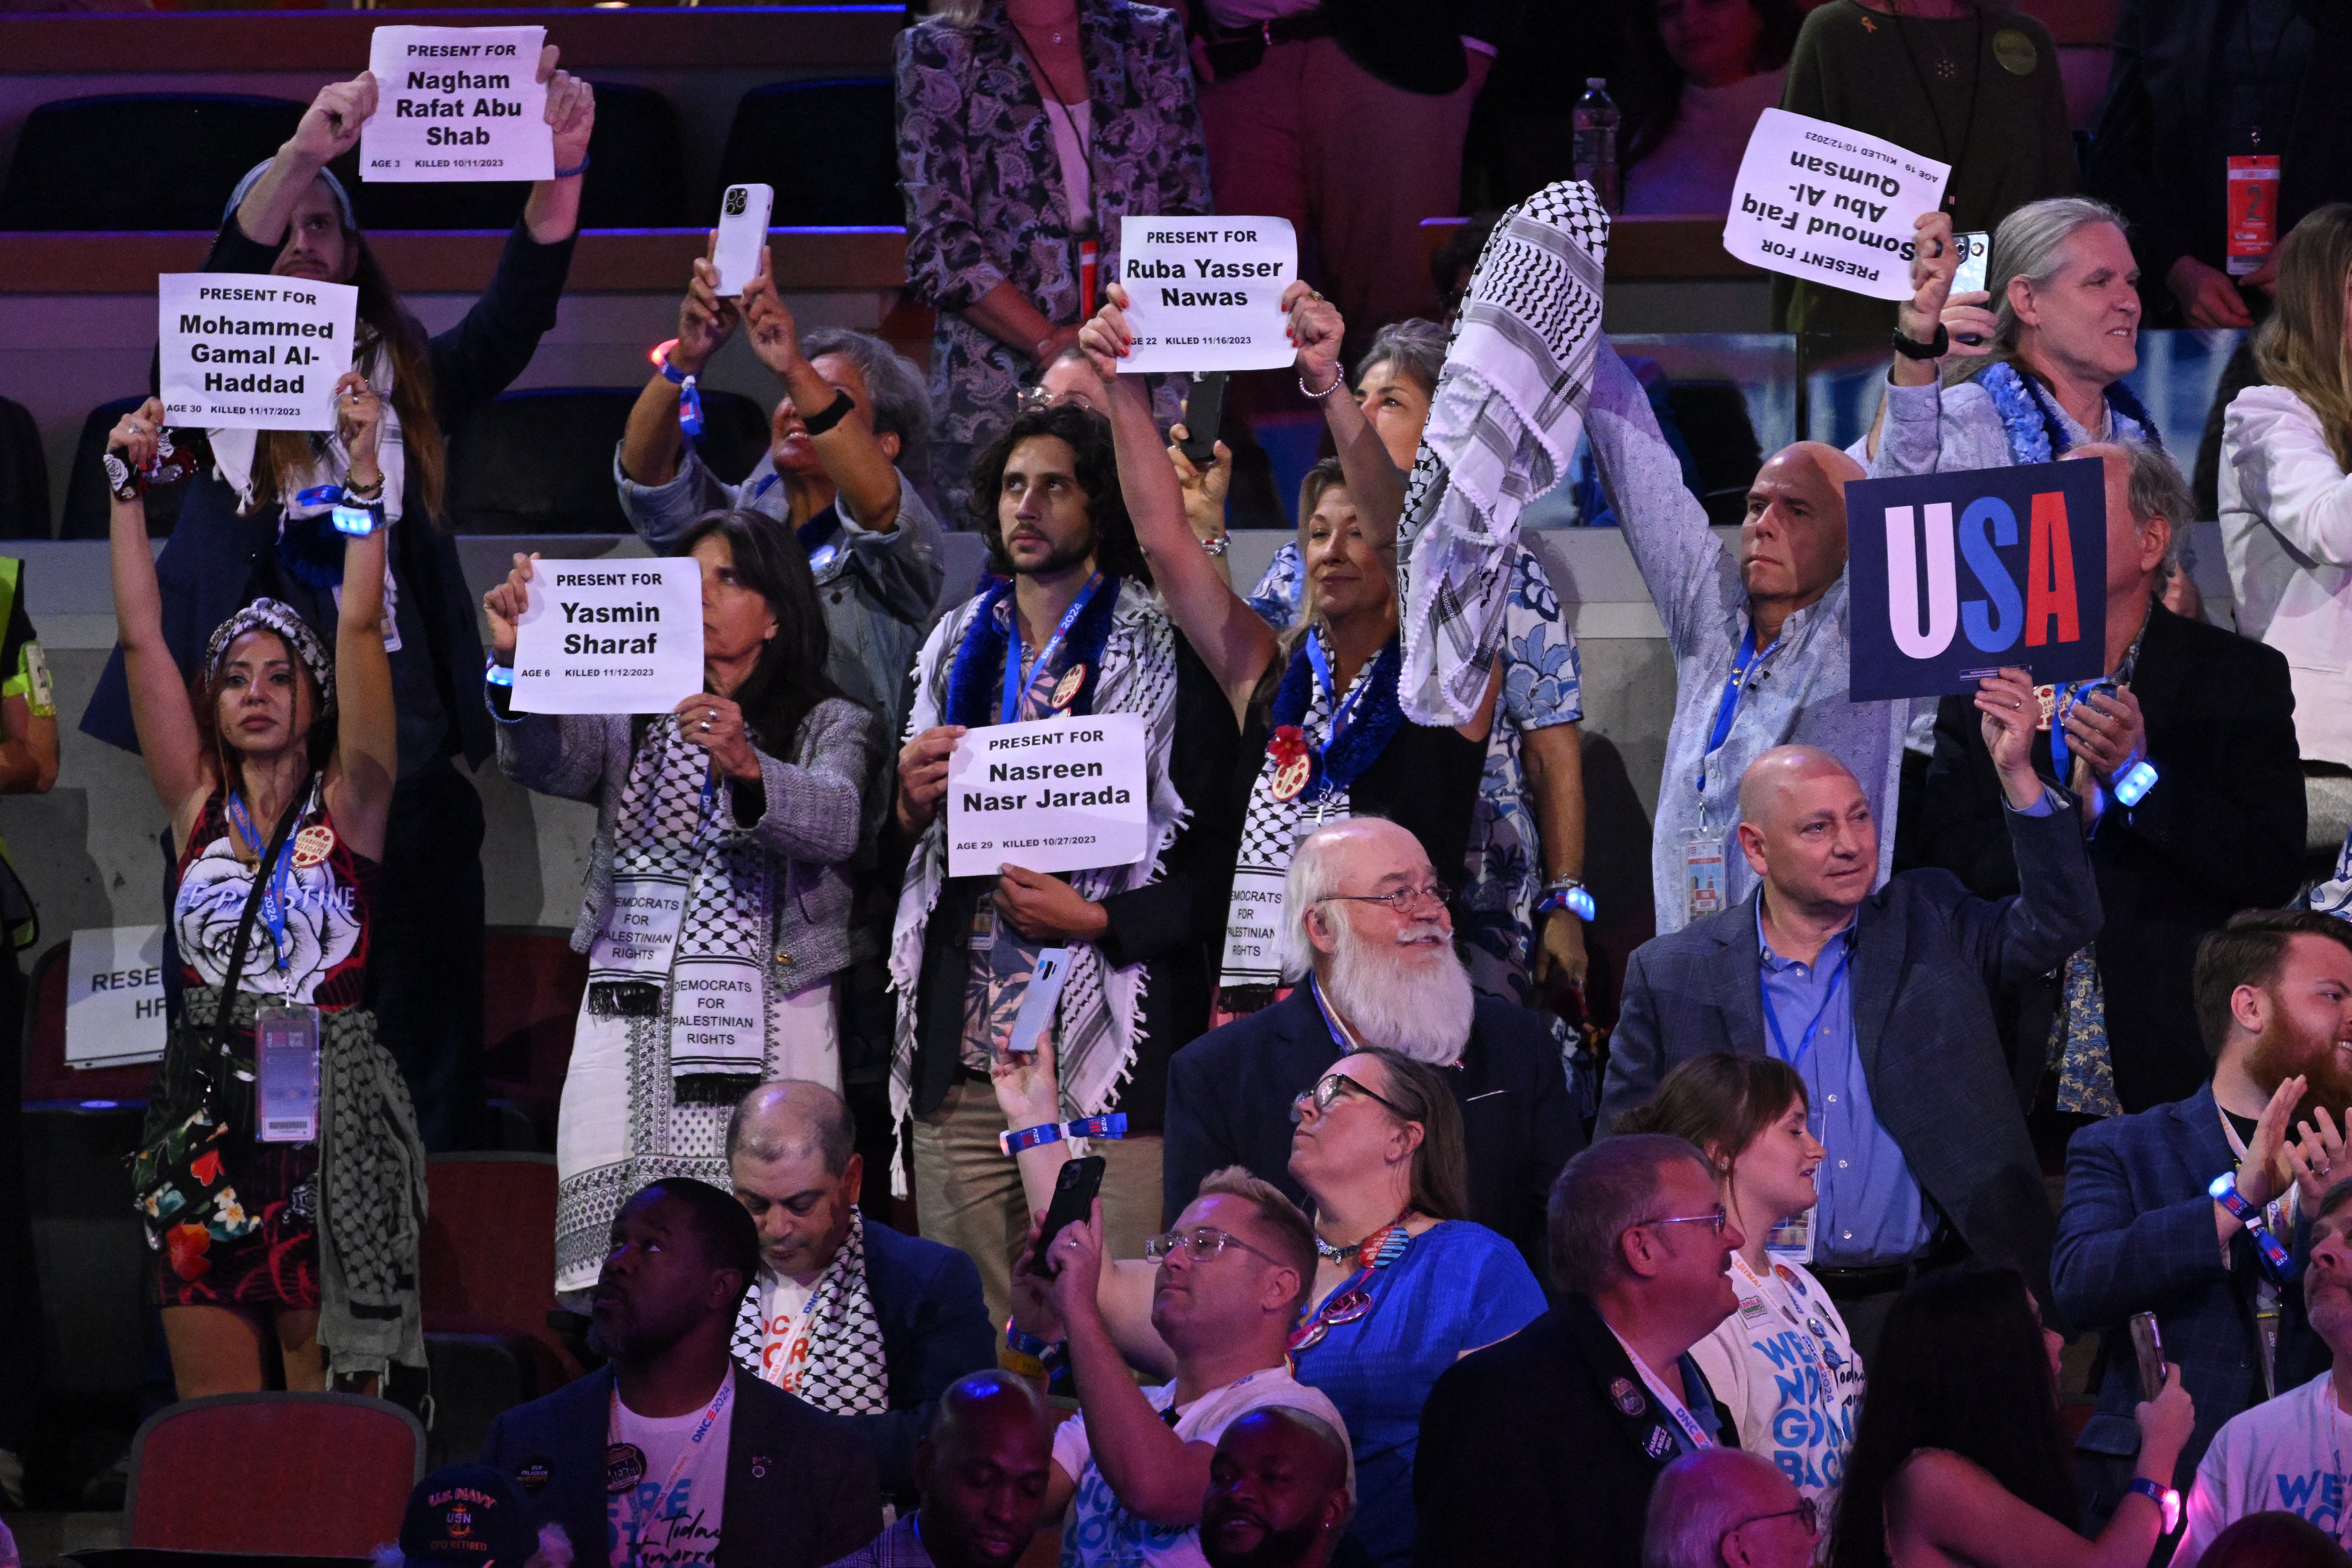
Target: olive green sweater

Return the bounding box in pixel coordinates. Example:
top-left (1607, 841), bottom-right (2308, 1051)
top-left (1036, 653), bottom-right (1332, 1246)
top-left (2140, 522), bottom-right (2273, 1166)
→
top-left (1770, 0), bottom-right (2078, 344)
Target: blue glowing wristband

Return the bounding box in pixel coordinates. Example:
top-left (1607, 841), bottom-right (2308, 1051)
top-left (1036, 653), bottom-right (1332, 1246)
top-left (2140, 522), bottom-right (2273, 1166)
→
top-left (485, 659), bottom-right (515, 688)
top-left (2114, 759), bottom-right (2159, 807)
top-left (2210, 1174), bottom-right (2297, 1281)
top-left (331, 502), bottom-right (381, 537)
top-left (998, 1123), bottom-right (1064, 1157)
top-left (1537, 880), bottom-right (1598, 921)
top-left (2127, 1477), bottom-right (2180, 1534)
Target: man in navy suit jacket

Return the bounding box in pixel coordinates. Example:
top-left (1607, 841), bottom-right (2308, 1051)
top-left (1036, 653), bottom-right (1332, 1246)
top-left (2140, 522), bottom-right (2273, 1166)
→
top-left (1601, 728), bottom-right (2098, 1355)
top-left (2054, 909), bottom-right (2352, 1522)
top-left (1164, 817), bottom-right (1581, 1271)
top-left (724, 1083), bottom-right (995, 1504)
top-left (480, 1178), bottom-right (882, 1568)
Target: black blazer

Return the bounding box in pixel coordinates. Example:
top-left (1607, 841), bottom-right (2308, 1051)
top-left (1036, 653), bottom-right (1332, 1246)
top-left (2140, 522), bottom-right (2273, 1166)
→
top-left (1413, 1295), bottom-right (1738, 1568)
top-left (1163, 986), bottom-right (1583, 1270)
top-left (1915, 603), bottom-right (2304, 1111)
top-left (479, 1366), bottom-right (883, 1568)
top-left (1600, 803), bottom-right (2102, 1304)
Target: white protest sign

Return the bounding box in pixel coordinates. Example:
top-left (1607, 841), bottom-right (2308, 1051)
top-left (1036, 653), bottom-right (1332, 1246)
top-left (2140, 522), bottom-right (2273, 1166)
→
top-left (1722, 109), bottom-right (1950, 302)
top-left (362, 25), bottom-right (552, 183)
top-left (510, 559), bottom-right (704, 715)
top-left (946, 712), bottom-right (1150, 879)
top-left (1116, 216), bottom-right (1298, 374)
top-left (65, 925), bottom-right (168, 1070)
top-left (158, 274), bottom-right (357, 433)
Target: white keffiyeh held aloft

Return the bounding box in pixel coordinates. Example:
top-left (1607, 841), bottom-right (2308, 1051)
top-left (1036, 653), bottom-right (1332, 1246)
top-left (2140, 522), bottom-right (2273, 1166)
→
top-left (1397, 181), bottom-right (1610, 724)
top-left (210, 344), bottom-right (407, 526)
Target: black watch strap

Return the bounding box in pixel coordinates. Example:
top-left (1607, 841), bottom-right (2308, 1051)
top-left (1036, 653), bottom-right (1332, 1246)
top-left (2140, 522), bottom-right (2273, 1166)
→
top-left (1891, 323), bottom-right (1950, 360)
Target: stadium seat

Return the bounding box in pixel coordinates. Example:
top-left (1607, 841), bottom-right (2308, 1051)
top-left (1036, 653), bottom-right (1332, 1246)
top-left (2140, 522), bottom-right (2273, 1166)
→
top-left (0, 395), bottom-right (51, 539)
top-left (716, 79), bottom-right (901, 227)
top-left (337, 81), bottom-right (686, 232)
top-left (24, 937), bottom-right (154, 1108)
top-left (124, 1392), bottom-right (424, 1554)
top-left (420, 1152), bottom-right (580, 1390)
top-left (480, 925), bottom-right (587, 1140)
top-left (0, 94), bottom-right (308, 231)
top-left (60, 397), bottom-right (188, 541)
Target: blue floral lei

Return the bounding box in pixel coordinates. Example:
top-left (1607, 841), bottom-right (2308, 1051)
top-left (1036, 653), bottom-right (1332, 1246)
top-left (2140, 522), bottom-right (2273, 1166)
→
top-left (1977, 361), bottom-right (2163, 465)
top-left (944, 576), bottom-right (1122, 728)
top-left (1269, 628), bottom-right (1406, 803)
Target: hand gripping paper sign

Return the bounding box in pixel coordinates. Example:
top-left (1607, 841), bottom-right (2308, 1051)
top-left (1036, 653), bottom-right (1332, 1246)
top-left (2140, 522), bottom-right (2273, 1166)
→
top-left (158, 274), bottom-right (358, 432)
top-left (946, 713), bottom-right (1150, 879)
top-left (1722, 109), bottom-right (1951, 302)
top-left (510, 559), bottom-right (704, 715)
top-left (1116, 216), bottom-right (1298, 374)
top-left (1845, 459), bottom-right (2108, 702)
top-left (362, 25), bottom-right (553, 183)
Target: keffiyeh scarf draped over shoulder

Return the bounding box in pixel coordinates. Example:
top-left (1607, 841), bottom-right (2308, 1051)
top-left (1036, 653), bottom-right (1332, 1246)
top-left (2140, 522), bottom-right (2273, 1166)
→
top-left (729, 1208), bottom-right (890, 1413)
top-left (886, 579), bottom-right (1187, 1190)
top-left (1397, 180), bottom-right (1611, 724)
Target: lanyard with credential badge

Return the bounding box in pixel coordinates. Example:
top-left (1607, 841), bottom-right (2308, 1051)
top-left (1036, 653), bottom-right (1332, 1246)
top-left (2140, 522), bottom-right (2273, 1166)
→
top-left (609, 1371), bottom-right (733, 1551)
top-left (1607, 1326), bottom-right (1716, 1452)
top-left (1002, 572), bottom-right (1104, 725)
top-left (1759, 933), bottom-right (1854, 1071)
top-left (1304, 629), bottom-right (1376, 756)
top-left (224, 784), bottom-right (311, 974)
top-left (1697, 623), bottom-right (1765, 800)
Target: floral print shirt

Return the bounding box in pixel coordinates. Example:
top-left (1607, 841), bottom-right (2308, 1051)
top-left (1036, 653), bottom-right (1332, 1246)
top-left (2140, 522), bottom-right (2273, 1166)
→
top-left (895, 0), bottom-right (1211, 524)
top-left (1245, 541), bottom-right (1584, 1005)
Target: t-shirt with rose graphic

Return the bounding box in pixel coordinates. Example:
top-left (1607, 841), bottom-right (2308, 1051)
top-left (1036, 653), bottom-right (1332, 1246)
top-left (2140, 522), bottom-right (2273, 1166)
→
top-left (173, 785), bottom-right (374, 1009)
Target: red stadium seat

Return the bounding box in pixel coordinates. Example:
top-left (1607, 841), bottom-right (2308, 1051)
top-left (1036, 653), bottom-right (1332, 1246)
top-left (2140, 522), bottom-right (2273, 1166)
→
top-left (124, 1392), bottom-right (424, 1555)
top-left (23, 938), bottom-right (155, 1108)
top-left (421, 1152), bottom-right (581, 1389)
top-left (480, 925), bottom-right (589, 1140)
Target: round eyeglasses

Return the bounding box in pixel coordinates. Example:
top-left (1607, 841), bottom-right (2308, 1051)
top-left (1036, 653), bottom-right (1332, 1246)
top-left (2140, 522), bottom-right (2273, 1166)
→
top-left (1313, 882), bottom-right (1452, 917)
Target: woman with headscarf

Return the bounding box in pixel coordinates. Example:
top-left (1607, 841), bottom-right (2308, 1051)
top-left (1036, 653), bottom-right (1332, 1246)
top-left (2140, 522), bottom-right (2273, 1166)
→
top-left (109, 389), bottom-right (422, 1398)
top-left (483, 512), bottom-right (873, 1296)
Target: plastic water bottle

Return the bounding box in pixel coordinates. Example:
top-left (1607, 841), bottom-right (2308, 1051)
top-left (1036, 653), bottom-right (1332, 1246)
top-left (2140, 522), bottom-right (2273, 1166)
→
top-left (1574, 78), bottom-right (1621, 215)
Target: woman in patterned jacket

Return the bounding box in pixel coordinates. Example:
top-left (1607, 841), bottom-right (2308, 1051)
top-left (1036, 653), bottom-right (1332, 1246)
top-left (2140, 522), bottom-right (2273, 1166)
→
top-left (895, 0), bottom-right (1212, 522)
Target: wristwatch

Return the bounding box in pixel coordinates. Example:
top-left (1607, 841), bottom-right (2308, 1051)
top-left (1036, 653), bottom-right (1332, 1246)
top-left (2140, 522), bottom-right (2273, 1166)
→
top-left (1890, 323), bottom-right (1950, 360)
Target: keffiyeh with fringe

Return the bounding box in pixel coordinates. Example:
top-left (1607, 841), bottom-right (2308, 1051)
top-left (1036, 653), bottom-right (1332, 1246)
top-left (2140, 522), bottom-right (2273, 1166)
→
top-left (886, 579), bottom-right (1188, 1193)
top-left (1397, 180), bottom-right (1610, 724)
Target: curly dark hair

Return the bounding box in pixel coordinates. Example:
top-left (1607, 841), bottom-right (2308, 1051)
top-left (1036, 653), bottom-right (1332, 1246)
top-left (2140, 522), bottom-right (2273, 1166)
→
top-left (1830, 1266), bottom-right (2077, 1568)
top-left (965, 403), bottom-right (1149, 584)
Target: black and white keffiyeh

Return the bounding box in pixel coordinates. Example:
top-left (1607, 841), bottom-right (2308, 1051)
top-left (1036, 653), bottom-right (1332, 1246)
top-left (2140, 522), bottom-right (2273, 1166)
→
top-left (1397, 180), bottom-right (1610, 724)
top-left (729, 1208), bottom-right (890, 1413)
top-left (592, 716), bottom-right (774, 1076)
top-left (887, 581), bottom-right (1188, 1191)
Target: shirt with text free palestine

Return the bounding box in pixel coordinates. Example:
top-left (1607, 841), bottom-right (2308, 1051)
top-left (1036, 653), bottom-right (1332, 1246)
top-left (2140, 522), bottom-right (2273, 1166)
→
top-left (2177, 1372), bottom-right (2352, 1568)
top-left (609, 1371), bottom-right (734, 1568)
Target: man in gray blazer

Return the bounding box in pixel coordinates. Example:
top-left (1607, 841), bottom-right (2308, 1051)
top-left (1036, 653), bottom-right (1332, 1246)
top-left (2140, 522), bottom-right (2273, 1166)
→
top-left (1601, 690), bottom-right (2101, 1357)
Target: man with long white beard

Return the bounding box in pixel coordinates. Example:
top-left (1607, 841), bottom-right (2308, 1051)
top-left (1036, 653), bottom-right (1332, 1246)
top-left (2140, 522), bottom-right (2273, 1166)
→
top-left (2056, 909), bottom-right (2352, 1531)
top-left (1163, 817), bottom-right (1579, 1276)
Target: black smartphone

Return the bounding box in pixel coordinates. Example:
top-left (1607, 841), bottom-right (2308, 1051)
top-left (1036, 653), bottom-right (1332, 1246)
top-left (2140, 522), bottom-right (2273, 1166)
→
top-left (1178, 372), bottom-right (1228, 467)
top-left (1036, 1155), bottom-right (1106, 1277)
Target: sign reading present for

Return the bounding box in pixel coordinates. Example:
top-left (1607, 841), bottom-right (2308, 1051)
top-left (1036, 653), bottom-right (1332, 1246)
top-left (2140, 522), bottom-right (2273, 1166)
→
top-left (510, 559), bottom-right (704, 715)
top-left (362, 25), bottom-right (552, 183)
top-left (946, 713), bottom-right (1150, 879)
top-left (1846, 458), bottom-right (2109, 702)
top-left (65, 925), bottom-right (168, 1070)
top-left (1116, 216), bottom-right (1298, 374)
top-left (158, 274), bottom-right (357, 432)
top-left (1722, 109), bottom-right (1951, 302)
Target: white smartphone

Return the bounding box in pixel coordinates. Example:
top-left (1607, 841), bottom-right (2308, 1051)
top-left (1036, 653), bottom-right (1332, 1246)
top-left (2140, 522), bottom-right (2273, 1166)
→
top-left (1953, 230), bottom-right (1991, 297)
top-left (711, 183), bottom-right (774, 299)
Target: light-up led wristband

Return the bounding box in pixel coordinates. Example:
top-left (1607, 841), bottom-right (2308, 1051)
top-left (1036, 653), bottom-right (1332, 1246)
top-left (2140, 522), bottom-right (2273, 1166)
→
top-left (2127, 1478), bottom-right (2180, 1534)
top-left (998, 1123), bottom-right (1064, 1157)
top-left (2114, 760), bottom-right (2159, 807)
top-left (485, 659), bottom-right (516, 688)
top-left (651, 339), bottom-right (704, 439)
top-left (1537, 880), bottom-right (1598, 921)
top-left (2211, 1174), bottom-right (2297, 1280)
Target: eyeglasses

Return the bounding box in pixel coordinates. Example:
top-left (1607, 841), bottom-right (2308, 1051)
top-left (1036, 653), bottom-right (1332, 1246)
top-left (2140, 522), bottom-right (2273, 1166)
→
top-left (1722, 1499), bottom-right (1819, 1549)
top-left (1143, 1226), bottom-right (1285, 1266)
top-left (1634, 1204), bottom-right (1730, 1237)
top-left (1314, 882), bottom-right (1452, 917)
top-left (1289, 1071), bottom-right (1416, 1125)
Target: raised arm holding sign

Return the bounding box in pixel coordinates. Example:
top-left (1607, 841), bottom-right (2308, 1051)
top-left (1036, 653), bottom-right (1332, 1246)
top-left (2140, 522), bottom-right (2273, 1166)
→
top-left (362, 26), bottom-right (555, 183)
top-left (1721, 108), bottom-right (1950, 303)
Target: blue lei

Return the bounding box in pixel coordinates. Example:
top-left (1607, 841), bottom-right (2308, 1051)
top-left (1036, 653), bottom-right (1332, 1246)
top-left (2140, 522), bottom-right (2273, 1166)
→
top-left (944, 576), bottom-right (1122, 729)
top-left (1976, 361), bottom-right (2163, 465)
top-left (275, 510), bottom-right (348, 591)
top-left (1269, 629), bottom-right (1406, 803)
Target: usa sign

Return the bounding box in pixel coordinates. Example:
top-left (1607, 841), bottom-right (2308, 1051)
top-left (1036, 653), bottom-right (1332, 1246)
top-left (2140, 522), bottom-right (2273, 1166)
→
top-left (1846, 458), bottom-right (2107, 702)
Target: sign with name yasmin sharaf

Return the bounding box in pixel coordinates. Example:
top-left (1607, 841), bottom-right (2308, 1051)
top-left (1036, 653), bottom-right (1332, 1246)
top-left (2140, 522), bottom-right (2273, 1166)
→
top-left (158, 274), bottom-right (358, 433)
top-left (1115, 216), bottom-right (1298, 374)
top-left (509, 559), bottom-right (705, 715)
top-left (361, 25), bottom-right (553, 183)
top-left (946, 713), bottom-right (1150, 879)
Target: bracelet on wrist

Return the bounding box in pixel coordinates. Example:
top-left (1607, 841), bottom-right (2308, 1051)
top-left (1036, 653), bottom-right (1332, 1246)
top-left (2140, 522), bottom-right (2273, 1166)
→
top-left (998, 1345), bottom-right (1047, 1379)
top-left (553, 154), bottom-right (591, 180)
top-left (1200, 534), bottom-right (1230, 557)
top-left (2210, 1175), bottom-right (2298, 1281)
top-left (485, 657), bottom-right (516, 688)
top-left (1536, 878), bottom-right (1596, 921)
top-left (1299, 367), bottom-right (1345, 399)
top-left (998, 1112), bottom-right (1129, 1157)
top-left (1890, 323), bottom-right (1950, 361)
top-left (800, 389), bottom-right (855, 438)
top-left (2126, 1477), bottom-right (2180, 1534)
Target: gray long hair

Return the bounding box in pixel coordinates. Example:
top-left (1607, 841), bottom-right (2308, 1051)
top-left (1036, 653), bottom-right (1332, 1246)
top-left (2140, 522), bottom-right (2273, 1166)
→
top-left (1982, 195), bottom-right (2131, 360)
top-left (1355, 318), bottom-right (1449, 395)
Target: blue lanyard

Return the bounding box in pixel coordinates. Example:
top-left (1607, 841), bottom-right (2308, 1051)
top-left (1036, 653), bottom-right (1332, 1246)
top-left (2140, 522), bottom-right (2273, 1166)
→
top-left (1699, 623), bottom-right (1765, 796)
top-left (223, 788), bottom-right (305, 973)
top-left (1304, 630), bottom-right (1375, 752)
top-left (748, 470), bottom-right (782, 504)
top-left (1306, 974), bottom-right (1354, 1052)
top-left (1001, 574), bottom-right (1104, 726)
top-left (1759, 934), bottom-right (1854, 1071)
